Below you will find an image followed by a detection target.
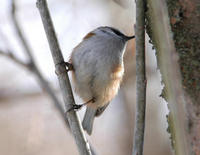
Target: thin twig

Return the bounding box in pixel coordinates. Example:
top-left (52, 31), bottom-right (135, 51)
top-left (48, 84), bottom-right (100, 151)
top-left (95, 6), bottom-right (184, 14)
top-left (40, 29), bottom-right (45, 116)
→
top-left (132, 0), bottom-right (146, 154)
top-left (0, 50), bottom-right (28, 69)
top-left (10, 0), bottom-right (67, 124)
top-left (36, 0), bottom-right (92, 155)
top-left (146, 0), bottom-right (189, 154)
top-left (11, 0), bottom-right (34, 62)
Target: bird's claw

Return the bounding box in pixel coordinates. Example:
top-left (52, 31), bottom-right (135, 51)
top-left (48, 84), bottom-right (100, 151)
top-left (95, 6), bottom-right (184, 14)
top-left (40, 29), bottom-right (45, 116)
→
top-left (65, 62), bottom-right (74, 71)
top-left (67, 98), bottom-right (95, 112)
top-left (55, 61), bottom-right (74, 75)
top-left (67, 104), bottom-right (83, 112)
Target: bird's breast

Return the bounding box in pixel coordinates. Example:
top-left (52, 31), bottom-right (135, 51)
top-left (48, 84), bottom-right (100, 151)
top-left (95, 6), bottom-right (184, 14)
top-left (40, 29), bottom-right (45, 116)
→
top-left (110, 64), bottom-right (124, 80)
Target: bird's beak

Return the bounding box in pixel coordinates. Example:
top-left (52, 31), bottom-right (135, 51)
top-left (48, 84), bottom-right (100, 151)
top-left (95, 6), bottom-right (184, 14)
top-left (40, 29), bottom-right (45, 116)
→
top-left (124, 35), bottom-right (135, 41)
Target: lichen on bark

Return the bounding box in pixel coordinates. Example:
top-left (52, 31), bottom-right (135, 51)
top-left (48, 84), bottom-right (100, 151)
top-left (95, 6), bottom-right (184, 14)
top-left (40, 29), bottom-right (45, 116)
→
top-left (146, 0), bottom-right (200, 154)
top-left (166, 0), bottom-right (200, 105)
top-left (166, 0), bottom-right (200, 154)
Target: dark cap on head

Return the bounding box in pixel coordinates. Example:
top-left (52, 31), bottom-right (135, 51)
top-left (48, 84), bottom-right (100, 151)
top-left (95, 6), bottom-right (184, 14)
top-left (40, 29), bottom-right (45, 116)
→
top-left (97, 26), bottom-right (135, 41)
top-left (108, 27), bottom-right (135, 41)
top-left (124, 35), bottom-right (135, 41)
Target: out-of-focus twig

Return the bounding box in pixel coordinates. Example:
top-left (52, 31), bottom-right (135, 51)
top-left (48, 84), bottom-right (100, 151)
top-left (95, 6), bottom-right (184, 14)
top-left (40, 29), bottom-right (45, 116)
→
top-left (10, 0), bottom-right (66, 123)
top-left (0, 50), bottom-right (28, 69)
top-left (36, 0), bottom-right (92, 155)
top-left (132, 0), bottom-right (146, 154)
top-left (11, 0), bottom-right (33, 63)
top-left (0, 51), bottom-right (97, 155)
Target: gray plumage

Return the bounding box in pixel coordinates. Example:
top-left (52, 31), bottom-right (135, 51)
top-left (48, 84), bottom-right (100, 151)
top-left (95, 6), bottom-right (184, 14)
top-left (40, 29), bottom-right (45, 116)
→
top-left (82, 107), bottom-right (96, 135)
top-left (82, 103), bottom-right (109, 135)
top-left (70, 26), bottom-right (134, 135)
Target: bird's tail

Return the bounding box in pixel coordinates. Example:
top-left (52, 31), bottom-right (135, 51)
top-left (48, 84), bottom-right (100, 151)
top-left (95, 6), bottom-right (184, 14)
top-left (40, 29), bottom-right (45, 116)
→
top-left (82, 107), bottom-right (96, 135)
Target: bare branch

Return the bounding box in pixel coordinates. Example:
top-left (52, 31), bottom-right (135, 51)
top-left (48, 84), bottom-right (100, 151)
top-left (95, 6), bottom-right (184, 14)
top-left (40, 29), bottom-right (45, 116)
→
top-left (36, 0), bottom-right (92, 155)
top-left (0, 49), bottom-right (97, 155)
top-left (5, 1), bottom-right (96, 154)
top-left (132, 0), bottom-right (146, 154)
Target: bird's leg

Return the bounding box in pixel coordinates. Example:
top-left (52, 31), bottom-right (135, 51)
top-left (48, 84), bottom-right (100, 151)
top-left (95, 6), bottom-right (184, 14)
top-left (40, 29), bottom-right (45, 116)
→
top-left (82, 98), bottom-right (95, 106)
top-left (67, 98), bottom-right (95, 112)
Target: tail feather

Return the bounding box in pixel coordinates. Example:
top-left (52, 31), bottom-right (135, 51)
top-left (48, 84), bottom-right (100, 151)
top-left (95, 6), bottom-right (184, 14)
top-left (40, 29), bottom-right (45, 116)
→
top-left (95, 103), bottom-right (110, 117)
top-left (82, 107), bottom-right (96, 135)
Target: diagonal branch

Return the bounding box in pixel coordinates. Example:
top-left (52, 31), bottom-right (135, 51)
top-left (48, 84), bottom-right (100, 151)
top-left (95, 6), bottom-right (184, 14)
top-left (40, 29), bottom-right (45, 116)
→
top-left (132, 0), bottom-right (147, 154)
top-left (0, 49), bottom-right (29, 69)
top-left (10, 0), bottom-right (67, 124)
top-left (4, 1), bottom-right (96, 154)
top-left (36, 0), bottom-right (92, 155)
top-left (0, 48), bottom-right (97, 155)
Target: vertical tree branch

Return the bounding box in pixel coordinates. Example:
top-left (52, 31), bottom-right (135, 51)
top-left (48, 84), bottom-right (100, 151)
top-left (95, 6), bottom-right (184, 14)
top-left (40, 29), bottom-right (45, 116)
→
top-left (36, 0), bottom-right (92, 155)
top-left (145, 0), bottom-right (189, 154)
top-left (132, 0), bottom-right (146, 154)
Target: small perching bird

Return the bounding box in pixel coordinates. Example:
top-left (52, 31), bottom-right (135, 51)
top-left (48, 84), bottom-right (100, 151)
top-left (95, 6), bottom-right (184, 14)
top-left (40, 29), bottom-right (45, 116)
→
top-left (68, 26), bottom-right (135, 135)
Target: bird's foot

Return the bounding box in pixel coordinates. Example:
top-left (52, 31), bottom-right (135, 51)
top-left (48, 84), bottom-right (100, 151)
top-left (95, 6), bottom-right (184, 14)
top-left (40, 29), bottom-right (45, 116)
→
top-left (65, 62), bottom-right (74, 72)
top-left (67, 98), bottom-right (95, 112)
top-left (67, 104), bottom-right (83, 112)
top-left (55, 61), bottom-right (74, 75)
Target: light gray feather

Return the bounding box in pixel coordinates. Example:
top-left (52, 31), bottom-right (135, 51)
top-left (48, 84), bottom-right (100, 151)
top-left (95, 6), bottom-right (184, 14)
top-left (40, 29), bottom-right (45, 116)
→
top-left (82, 107), bottom-right (97, 135)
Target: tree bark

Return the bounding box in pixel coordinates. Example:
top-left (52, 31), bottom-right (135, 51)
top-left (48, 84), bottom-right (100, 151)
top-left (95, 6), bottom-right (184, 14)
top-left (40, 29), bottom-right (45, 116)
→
top-left (167, 0), bottom-right (200, 154)
top-left (132, 0), bottom-right (146, 154)
top-left (146, 0), bottom-right (200, 154)
top-left (145, 0), bottom-right (190, 154)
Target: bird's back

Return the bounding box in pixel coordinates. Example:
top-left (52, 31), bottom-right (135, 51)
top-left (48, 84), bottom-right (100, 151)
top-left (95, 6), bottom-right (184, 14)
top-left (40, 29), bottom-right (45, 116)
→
top-left (70, 34), bottom-right (125, 106)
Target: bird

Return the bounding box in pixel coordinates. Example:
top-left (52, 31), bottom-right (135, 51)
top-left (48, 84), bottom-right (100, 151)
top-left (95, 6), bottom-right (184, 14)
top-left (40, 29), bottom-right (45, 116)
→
top-left (68, 26), bottom-right (135, 135)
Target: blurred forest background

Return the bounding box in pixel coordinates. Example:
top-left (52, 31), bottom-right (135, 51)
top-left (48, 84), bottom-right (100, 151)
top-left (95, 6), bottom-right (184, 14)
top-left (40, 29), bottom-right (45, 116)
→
top-left (0, 0), bottom-right (172, 154)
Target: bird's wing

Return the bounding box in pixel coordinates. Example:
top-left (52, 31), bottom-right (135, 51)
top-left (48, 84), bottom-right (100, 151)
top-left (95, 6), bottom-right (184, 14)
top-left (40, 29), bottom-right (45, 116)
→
top-left (95, 102), bottom-right (110, 117)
